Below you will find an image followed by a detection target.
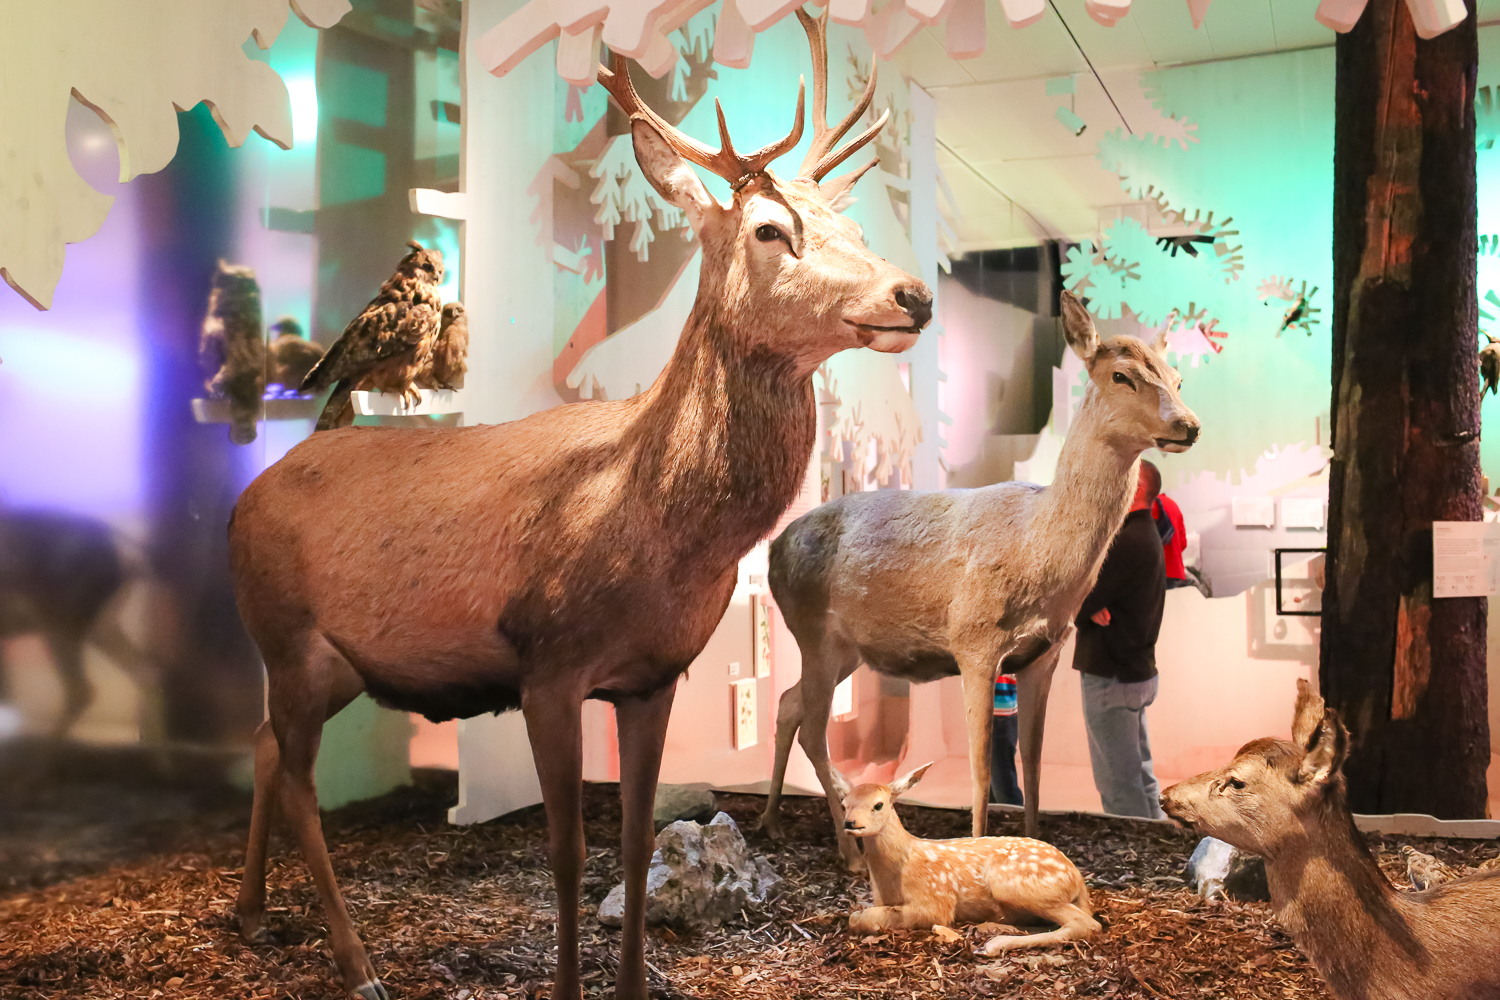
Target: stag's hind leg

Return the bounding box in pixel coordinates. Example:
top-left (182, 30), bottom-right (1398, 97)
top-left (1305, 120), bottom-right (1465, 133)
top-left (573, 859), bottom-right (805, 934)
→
top-left (254, 635), bottom-right (378, 999)
top-left (522, 681), bottom-right (586, 1000)
top-left (237, 718), bottom-right (282, 941)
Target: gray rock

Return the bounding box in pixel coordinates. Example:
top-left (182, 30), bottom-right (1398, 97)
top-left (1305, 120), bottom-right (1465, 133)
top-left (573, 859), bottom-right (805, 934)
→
top-left (1185, 836), bottom-right (1269, 902)
top-left (597, 812), bottom-right (780, 930)
top-left (653, 784), bottom-right (718, 832)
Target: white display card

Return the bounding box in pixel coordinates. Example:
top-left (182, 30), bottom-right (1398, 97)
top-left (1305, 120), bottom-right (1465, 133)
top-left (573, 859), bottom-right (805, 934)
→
top-left (1281, 497), bottom-right (1326, 530)
top-left (1233, 496), bottom-right (1276, 528)
top-left (1432, 521), bottom-right (1500, 597)
top-left (732, 678), bottom-right (758, 749)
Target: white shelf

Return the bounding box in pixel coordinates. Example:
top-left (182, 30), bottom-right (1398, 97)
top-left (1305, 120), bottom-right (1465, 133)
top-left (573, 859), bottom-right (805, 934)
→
top-left (350, 388), bottom-right (461, 417)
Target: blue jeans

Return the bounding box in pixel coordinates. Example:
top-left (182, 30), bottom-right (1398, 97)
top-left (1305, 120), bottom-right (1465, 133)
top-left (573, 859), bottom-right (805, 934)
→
top-left (1080, 673), bottom-right (1165, 819)
top-left (989, 713), bottom-right (1023, 806)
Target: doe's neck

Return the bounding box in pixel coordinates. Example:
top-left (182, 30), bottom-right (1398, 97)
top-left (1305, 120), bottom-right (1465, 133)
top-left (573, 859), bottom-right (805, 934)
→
top-left (1030, 387), bottom-right (1144, 572)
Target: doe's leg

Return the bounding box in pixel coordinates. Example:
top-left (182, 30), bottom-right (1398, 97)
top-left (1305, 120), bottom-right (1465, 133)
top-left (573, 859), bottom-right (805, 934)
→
top-left (44, 632), bottom-right (93, 740)
top-left (1015, 636), bottom-right (1066, 839)
top-left (795, 639), bottom-right (863, 869)
top-left (267, 636), bottom-right (379, 999)
top-left (614, 682), bottom-right (677, 1000)
top-left (522, 682), bottom-right (586, 1000)
top-left (758, 679), bottom-right (804, 840)
top-left (959, 655), bottom-right (998, 839)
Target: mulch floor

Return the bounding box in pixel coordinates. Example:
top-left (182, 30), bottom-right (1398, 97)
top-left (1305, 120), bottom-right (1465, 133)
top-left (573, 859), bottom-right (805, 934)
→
top-left (1, 740), bottom-right (1495, 1000)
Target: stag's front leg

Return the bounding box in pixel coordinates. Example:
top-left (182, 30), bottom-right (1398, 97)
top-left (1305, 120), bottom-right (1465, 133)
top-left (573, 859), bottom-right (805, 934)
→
top-left (522, 684), bottom-right (586, 1000)
top-left (614, 682), bottom-right (677, 1000)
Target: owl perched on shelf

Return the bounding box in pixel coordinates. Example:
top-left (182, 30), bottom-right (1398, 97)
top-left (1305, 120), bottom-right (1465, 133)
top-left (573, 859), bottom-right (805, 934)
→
top-left (417, 301), bottom-right (468, 391)
top-left (301, 241), bottom-right (445, 431)
top-left (199, 261), bottom-right (265, 445)
top-left (1480, 333), bottom-right (1500, 397)
top-left (266, 317), bottom-right (325, 393)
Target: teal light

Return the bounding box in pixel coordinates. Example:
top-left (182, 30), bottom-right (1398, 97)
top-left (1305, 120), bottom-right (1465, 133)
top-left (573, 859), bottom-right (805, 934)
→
top-left (284, 72), bottom-right (319, 145)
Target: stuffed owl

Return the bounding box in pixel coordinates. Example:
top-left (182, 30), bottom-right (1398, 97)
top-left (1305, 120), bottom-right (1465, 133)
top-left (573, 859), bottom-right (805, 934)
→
top-left (418, 300), bottom-right (468, 391)
top-left (302, 241), bottom-right (445, 431)
top-left (199, 261), bottom-right (265, 445)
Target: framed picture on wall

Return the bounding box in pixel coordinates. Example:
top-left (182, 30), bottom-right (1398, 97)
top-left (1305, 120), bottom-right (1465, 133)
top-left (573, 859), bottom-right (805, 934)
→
top-left (732, 678), bottom-right (758, 750)
top-left (753, 594), bottom-right (773, 679)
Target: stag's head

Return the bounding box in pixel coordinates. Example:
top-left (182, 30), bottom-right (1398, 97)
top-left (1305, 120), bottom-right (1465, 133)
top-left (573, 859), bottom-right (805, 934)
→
top-left (832, 761), bottom-right (932, 838)
top-left (1160, 680), bottom-right (1350, 859)
top-left (599, 9), bottom-right (932, 377)
top-left (1060, 291), bottom-right (1200, 454)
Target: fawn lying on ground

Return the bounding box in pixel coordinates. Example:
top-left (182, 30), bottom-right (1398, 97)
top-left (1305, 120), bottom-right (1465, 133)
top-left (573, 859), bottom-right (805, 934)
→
top-left (1161, 680), bottom-right (1500, 1000)
top-left (833, 763), bottom-right (1100, 955)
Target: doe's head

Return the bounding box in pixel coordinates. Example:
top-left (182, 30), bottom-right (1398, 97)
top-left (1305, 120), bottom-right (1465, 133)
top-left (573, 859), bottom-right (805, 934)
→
top-left (832, 761), bottom-right (933, 838)
top-left (1160, 679), bottom-right (1349, 858)
top-left (600, 8), bottom-right (932, 378)
top-left (1060, 290), bottom-right (1200, 455)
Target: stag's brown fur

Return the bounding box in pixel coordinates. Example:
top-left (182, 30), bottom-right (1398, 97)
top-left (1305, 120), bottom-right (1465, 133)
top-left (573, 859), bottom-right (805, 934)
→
top-left (1161, 682), bottom-right (1500, 1000)
top-left (227, 19), bottom-right (930, 999)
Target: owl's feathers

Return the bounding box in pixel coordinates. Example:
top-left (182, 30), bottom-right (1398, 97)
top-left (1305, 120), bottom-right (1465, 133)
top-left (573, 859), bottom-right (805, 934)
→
top-left (1402, 845), bottom-right (1462, 890)
top-left (1480, 333), bottom-right (1500, 397)
top-left (303, 241), bottom-right (445, 431)
top-left (199, 261), bottom-right (265, 445)
top-left (418, 300), bottom-right (468, 391)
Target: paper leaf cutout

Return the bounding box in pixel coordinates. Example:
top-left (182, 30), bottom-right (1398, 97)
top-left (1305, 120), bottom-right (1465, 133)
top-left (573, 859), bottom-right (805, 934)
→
top-left (0, 0), bottom-right (350, 310)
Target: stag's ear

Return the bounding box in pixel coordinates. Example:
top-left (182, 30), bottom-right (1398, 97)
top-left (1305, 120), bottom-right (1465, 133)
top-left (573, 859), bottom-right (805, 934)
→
top-left (1150, 323), bottom-right (1171, 355)
top-left (1290, 678), bottom-right (1324, 745)
top-left (630, 118), bottom-right (717, 232)
top-left (889, 761), bottom-right (934, 798)
top-left (830, 767), bottom-right (854, 802)
top-left (820, 159), bottom-right (878, 213)
top-left (1297, 707), bottom-right (1349, 788)
top-left (1060, 290), bottom-right (1100, 363)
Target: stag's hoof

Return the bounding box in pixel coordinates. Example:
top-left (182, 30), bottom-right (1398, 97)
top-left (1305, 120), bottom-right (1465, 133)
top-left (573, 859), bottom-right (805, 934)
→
top-left (237, 912), bottom-right (265, 943)
top-left (757, 813), bottom-right (786, 841)
top-left (353, 979), bottom-right (389, 1000)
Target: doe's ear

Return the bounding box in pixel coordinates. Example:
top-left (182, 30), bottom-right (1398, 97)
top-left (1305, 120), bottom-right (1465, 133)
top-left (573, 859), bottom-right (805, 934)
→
top-left (1290, 678), bottom-right (1324, 745)
top-left (889, 761), bottom-right (934, 798)
top-left (630, 118), bottom-right (717, 233)
top-left (1060, 290), bottom-right (1100, 363)
top-left (829, 767), bottom-right (854, 802)
top-left (1297, 707), bottom-right (1349, 788)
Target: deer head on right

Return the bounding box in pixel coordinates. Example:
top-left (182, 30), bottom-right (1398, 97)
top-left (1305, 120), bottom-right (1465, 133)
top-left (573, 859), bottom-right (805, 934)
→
top-left (1160, 679), bottom-right (1350, 859)
top-left (600, 7), bottom-right (932, 378)
top-left (1060, 291), bottom-right (1200, 454)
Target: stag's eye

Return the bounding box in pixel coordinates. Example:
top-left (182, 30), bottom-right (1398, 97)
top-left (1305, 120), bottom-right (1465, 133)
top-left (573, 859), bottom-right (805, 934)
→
top-left (873, 802), bottom-right (884, 811)
top-left (755, 223), bottom-right (786, 244)
top-left (1226, 777), bottom-right (1246, 790)
top-left (1113, 372), bottom-right (1135, 389)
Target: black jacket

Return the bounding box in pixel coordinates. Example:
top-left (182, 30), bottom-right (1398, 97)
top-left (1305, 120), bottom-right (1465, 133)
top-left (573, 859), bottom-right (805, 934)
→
top-left (1073, 508), bottom-right (1166, 684)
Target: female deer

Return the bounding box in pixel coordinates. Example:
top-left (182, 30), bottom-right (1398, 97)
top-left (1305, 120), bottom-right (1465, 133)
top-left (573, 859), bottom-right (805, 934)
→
top-left (1161, 681), bottom-right (1500, 1000)
top-left (761, 292), bottom-right (1199, 863)
top-left (226, 11), bottom-right (930, 1000)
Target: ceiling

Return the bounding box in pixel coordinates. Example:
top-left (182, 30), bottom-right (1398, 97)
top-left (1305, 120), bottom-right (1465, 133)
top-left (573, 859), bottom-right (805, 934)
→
top-left (894, 0), bottom-right (1500, 250)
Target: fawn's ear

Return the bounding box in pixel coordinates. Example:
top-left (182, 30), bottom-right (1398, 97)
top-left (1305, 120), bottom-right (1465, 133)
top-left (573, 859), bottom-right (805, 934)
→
top-left (889, 761), bottom-right (934, 798)
top-left (1290, 678), bottom-right (1325, 746)
top-left (1297, 707), bottom-right (1349, 788)
top-left (1060, 291), bottom-right (1100, 364)
top-left (630, 118), bottom-right (718, 233)
top-left (830, 767), bottom-right (854, 802)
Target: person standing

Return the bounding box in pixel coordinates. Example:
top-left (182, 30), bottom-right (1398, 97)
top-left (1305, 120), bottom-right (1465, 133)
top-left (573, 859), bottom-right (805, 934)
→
top-left (990, 672), bottom-right (1023, 806)
top-left (1073, 460), bottom-right (1167, 819)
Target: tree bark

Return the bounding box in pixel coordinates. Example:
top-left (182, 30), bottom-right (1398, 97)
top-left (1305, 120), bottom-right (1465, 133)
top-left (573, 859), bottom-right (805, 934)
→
top-left (1322, 0), bottom-right (1489, 817)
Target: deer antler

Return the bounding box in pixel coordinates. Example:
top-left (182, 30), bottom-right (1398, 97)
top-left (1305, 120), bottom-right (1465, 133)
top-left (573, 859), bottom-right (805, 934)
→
top-left (794, 6), bottom-right (888, 183)
top-left (597, 53), bottom-right (805, 188)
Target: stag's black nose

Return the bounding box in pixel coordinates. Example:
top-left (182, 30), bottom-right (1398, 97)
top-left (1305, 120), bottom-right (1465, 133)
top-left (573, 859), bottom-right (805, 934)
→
top-left (895, 286), bottom-right (933, 329)
top-left (1181, 424), bottom-right (1200, 446)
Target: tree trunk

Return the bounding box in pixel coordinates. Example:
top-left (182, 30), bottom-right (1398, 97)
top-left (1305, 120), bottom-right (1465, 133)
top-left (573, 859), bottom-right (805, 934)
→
top-left (1322, 0), bottom-right (1489, 817)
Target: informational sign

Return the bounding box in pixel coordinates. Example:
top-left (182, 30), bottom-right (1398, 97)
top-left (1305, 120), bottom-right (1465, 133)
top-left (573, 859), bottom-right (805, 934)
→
top-left (731, 679), bottom-right (758, 750)
top-left (1432, 521), bottom-right (1500, 597)
top-left (1233, 496), bottom-right (1276, 528)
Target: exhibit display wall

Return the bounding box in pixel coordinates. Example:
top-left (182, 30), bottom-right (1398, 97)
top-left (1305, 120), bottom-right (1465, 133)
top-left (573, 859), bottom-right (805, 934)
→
top-left (2, 0), bottom-right (1498, 822)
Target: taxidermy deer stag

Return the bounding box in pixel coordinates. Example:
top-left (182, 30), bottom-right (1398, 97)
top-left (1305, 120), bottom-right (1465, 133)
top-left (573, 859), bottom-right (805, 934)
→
top-left (833, 763), bottom-right (1099, 953)
top-left (225, 10), bottom-right (930, 1000)
top-left (1161, 681), bottom-right (1500, 1000)
top-left (760, 291), bottom-right (1198, 865)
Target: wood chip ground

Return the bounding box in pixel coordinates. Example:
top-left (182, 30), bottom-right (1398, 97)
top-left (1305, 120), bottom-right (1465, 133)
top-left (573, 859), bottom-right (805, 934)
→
top-left (2, 741), bottom-right (1493, 999)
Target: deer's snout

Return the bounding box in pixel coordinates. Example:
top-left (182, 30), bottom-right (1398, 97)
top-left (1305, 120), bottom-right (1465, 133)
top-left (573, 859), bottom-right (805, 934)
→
top-left (895, 284), bottom-right (933, 330)
top-left (1156, 413), bottom-right (1201, 453)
